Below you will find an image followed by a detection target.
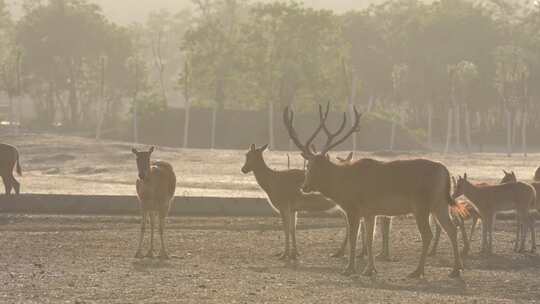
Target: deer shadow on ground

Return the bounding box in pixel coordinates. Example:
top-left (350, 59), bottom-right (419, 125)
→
top-left (465, 251), bottom-right (540, 271)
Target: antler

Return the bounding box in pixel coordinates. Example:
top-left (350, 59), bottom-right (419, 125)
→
top-left (283, 103), bottom-right (330, 155)
top-left (320, 106), bottom-right (362, 154)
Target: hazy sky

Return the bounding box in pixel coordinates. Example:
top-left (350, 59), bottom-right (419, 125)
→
top-left (7, 0), bottom-right (373, 24)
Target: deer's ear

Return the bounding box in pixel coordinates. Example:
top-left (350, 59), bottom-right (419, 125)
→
top-left (503, 170), bottom-right (509, 175)
top-left (131, 148), bottom-right (138, 154)
top-left (259, 144), bottom-right (269, 152)
top-left (324, 154), bottom-right (330, 160)
top-left (149, 146), bottom-right (155, 153)
top-left (345, 152), bottom-right (353, 162)
top-left (249, 144), bottom-right (256, 152)
top-left (336, 156), bottom-right (345, 162)
top-left (301, 152), bottom-right (313, 160)
top-left (463, 173), bottom-right (468, 180)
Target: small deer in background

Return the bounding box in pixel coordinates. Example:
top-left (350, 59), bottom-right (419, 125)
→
top-left (429, 176), bottom-right (480, 257)
top-left (501, 170), bottom-right (539, 253)
top-left (242, 143), bottom-right (348, 260)
top-left (0, 143), bottom-right (22, 195)
top-left (453, 173), bottom-right (536, 254)
top-left (132, 147), bottom-right (177, 259)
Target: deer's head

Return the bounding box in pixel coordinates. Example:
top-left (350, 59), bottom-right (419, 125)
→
top-left (283, 103), bottom-right (362, 193)
top-left (132, 146), bottom-right (154, 180)
top-left (241, 144), bottom-right (268, 174)
top-left (452, 174), bottom-right (470, 200)
top-left (501, 170), bottom-right (517, 184)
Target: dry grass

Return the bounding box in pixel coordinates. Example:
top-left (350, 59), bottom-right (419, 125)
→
top-left (4, 133), bottom-right (540, 198)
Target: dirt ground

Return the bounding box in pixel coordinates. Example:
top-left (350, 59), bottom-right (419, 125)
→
top-left (1, 214), bottom-right (539, 304)
top-left (3, 133), bottom-right (540, 198)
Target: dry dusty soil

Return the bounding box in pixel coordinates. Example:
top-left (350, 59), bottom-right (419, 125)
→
top-left (0, 133), bottom-right (540, 303)
top-left (1, 215), bottom-right (539, 304)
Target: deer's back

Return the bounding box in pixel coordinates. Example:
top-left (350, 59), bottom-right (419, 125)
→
top-left (256, 169), bottom-right (305, 208)
top-left (136, 161), bottom-right (176, 211)
top-left (0, 143), bottom-right (18, 169)
top-left (471, 182), bottom-right (535, 211)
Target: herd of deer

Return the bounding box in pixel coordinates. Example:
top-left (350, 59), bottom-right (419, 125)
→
top-left (1, 103), bottom-right (539, 280)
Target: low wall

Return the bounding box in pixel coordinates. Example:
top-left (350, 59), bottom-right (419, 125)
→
top-left (0, 194), bottom-right (274, 217)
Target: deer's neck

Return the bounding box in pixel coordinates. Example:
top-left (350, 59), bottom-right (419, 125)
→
top-left (318, 162), bottom-right (346, 202)
top-left (464, 183), bottom-right (483, 204)
top-left (252, 158), bottom-right (274, 190)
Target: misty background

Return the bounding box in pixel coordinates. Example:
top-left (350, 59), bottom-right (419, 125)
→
top-left (1, 0), bottom-right (539, 153)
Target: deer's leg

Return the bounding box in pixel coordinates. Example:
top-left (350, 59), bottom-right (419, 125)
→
top-left (376, 216), bottom-right (391, 261)
top-left (343, 212), bottom-right (360, 276)
top-left (517, 210), bottom-right (528, 253)
top-left (428, 216), bottom-right (441, 257)
top-left (10, 173), bottom-right (20, 195)
top-left (290, 210), bottom-right (299, 259)
top-left (146, 212), bottom-right (155, 258)
top-left (469, 216), bottom-right (478, 243)
top-left (158, 210), bottom-right (169, 259)
top-left (332, 211), bottom-right (348, 258)
top-left (362, 215), bottom-right (377, 276)
top-left (277, 207), bottom-right (291, 260)
top-left (358, 220), bottom-right (367, 258)
top-left (432, 204), bottom-right (462, 278)
top-left (408, 208), bottom-right (432, 279)
top-left (1, 175), bottom-right (10, 195)
top-left (458, 217), bottom-right (470, 257)
top-left (530, 211), bottom-right (536, 253)
top-left (135, 211), bottom-right (147, 258)
top-left (487, 213), bottom-right (495, 255)
top-left (481, 213), bottom-right (489, 255)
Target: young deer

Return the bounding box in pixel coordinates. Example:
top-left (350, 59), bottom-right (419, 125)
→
top-left (284, 104), bottom-right (464, 278)
top-left (242, 143), bottom-right (348, 260)
top-left (453, 174), bottom-right (536, 254)
top-left (132, 147), bottom-right (176, 259)
top-left (336, 152), bottom-right (392, 260)
top-left (501, 170), bottom-right (539, 252)
top-left (429, 176), bottom-right (480, 257)
top-left (0, 143), bottom-right (22, 195)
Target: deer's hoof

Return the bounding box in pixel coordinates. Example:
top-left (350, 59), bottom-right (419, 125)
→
top-left (145, 250), bottom-right (154, 258)
top-left (159, 251), bottom-right (169, 260)
top-left (407, 269), bottom-right (424, 279)
top-left (448, 268), bottom-right (462, 278)
top-left (342, 266), bottom-right (357, 276)
top-left (362, 266), bottom-right (377, 277)
top-left (134, 251), bottom-right (144, 259)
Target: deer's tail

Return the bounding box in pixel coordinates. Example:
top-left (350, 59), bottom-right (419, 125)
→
top-left (15, 149), bottom-right (22, 176)
top-left (450, 201), bottom-right (470, 219)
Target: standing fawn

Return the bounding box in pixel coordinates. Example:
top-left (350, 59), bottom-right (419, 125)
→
top-left (0, 143), bottom-right (22, 195)
top-left (429, 176), bottom-right (480, 257)
top-left (453, 174), bottom-right (536, 254)
top-left (284, 104), bottom-right (464, 278)
top-left (242, 143), bottom-right (347, 260)
top-left (336, 152), bottom-right (392, 260)
top-left (132, 147), bottom-right (176, 259)
top-left (501, 170), bottom-right (539, 252)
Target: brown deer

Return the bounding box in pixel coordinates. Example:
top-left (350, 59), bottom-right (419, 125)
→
top-left (534, 167), bottom-right (540, 182)
top-left (284, 104), bottom-right (464, 278)
top-left (242, 143), bottom-right (349, 260)
top-left (453, 174), bottom-right (536, 254)
top-left (501, 170), bottom-right (539, 252)
top-left (336, 152), bottom-right (392, 260)
top-left (429, 176), bottom-right (480, 257)
top-left (132, 147), bottom-right (176, 259)
top-left (0, 143), bottom-right (22, 195)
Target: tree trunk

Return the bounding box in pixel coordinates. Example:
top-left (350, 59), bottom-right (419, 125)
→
top-left (465, 107), bottom-right (472, 153)
top-left (427, 103), bottom-right (433, 150)
top-left (444, 108), bottom-right (453, 155)
top-left (95, 58), bottom-right (106, 141)
top-left (390, 117), bottom-right (397, 151)
top-left (133, 100), bottom-right (139, 143)
top-left (454, 104), bottom-right (460, 151)
top-left (211, 105), bottom-right (217, 150)
top-left (506, 108), bottom-right (512, 157)
top-left (268, 101), bottom-right (274, 150)
top-left (183, 100), bottom-right (191, 149)
top-left (522, 110), bottom-right (528, 157)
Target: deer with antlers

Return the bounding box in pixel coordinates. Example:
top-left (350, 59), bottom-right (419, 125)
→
top-left (336, 152), bottom-right (392, 260)
top-left (453, 173), bottom-right (536, 254)
top-left (132, 147), bottom-right (176, 259)
top-left (283, 104), bottom-right (465, 278)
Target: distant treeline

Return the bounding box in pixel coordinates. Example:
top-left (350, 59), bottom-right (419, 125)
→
top-left (1, 0), bottom-right (540, 153)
